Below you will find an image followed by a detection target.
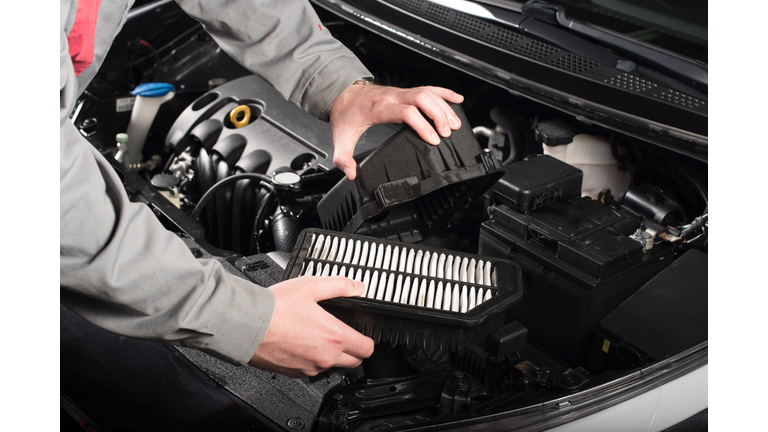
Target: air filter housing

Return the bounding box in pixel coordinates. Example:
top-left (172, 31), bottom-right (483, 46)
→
top-left (317, 103), bottom-right (505, 243)
top-left (282, 229), bottom-right (523, 355)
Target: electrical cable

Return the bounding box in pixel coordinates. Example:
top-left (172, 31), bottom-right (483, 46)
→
top-left (252, 190), bottom-right (277, 254)
top-left (611, 135), bottom-right (634, 190)
top-left (163, 153), bottom-right (176, 173)
top-left (679, 214), bottom-right (707, 239)
top-left (299, 171), bottom-right (333, 183)
top-left (190, 173), bottom-right (272, 221)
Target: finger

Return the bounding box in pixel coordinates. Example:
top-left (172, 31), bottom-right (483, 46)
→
top-left (334, 152), bottom-right (358, 180)
top-left (423, 86), bottom-right (465, 105)
top-left (332, 133), bottom-right (361, 180)
top-left (392, 104), bottom-right (441, 145)
top-left (428, 91), bottom-right (462, 134)
top-left (422, 86), bottom-right (464, 131)
top-left (331, 122), bottom-right (369, 180)
top-left (309, 276), bottom-right (365, 301)
top-left (343, 331), bottom-right (375, 360)
top-left (401, 89), bottom-right (454, 137)
top-left (334, 352), bottom-right (366, 370)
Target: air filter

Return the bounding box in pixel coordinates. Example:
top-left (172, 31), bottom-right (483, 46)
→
top-left (282, 229), bottom-right (523, 354)
top-left (316, 103), bottom-right (505, 243)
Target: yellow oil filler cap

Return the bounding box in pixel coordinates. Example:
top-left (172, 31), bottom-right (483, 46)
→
top-left (229, 105), bottom-right (251, 128)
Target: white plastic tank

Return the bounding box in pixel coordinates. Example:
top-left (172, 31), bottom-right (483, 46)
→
top-left (535, 119), bottom-right (631, 201)
top-left (125, 83), bottom-right (175, 164)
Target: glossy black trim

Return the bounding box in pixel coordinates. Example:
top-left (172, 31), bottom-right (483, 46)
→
top-left (663, 408), bottom-right (708, 432)
top-left (311, 0), bottom-right (706, 162)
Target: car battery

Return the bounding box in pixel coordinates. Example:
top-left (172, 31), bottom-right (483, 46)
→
top-left (479, 187), bottom-right (673, 366)
top-left (587, 249), bottom-right (707, 372)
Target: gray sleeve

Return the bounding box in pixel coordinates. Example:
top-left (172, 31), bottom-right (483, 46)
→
top-left (59, 120), bottom-right (274, 365)
top-left (60, 21), bottom-right (274, 366)
top-left (176, 0), bottom-right (372, 120)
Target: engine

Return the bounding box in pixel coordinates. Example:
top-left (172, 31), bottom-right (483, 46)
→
top-left (68, 4), bottom-right (708, 430)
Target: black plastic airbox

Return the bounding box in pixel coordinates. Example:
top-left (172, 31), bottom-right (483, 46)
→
top-left (282, 228), bottom-right (523, 354)
top-left (317, 103), bottom-right (504, 243)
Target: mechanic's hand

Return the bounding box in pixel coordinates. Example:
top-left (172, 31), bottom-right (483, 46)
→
top-left (329, 84), bottom-right (464, 180)
top-left (248, 276), bottom-right (374, 378)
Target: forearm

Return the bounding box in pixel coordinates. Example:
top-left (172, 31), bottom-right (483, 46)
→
top-left (59, 120), bottom-right (274, 365)
top-left (176, 0), bottom-right (371, 120)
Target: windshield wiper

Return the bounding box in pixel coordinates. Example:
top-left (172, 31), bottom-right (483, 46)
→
top-left (430, 0), bottom-right (631, 67)
top-left (432, 0), bottom-right (707, 91)
top-left (500, 0), bottom-right (708, 90)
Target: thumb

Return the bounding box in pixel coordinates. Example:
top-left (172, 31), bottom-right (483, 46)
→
top-left (332, 126), bottom-right (368, 181)
top-left (310, 276), bottom-right (365, 302)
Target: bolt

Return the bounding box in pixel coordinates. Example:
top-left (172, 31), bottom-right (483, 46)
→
top-left (286, 417), bottom-right (305, 430)
top-left (330, 393), bottom-right (348, 408)
top-left (79, 118), bottom-right (98, 136)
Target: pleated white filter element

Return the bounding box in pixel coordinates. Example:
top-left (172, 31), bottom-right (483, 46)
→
top-left (298, 233), bottom-right (499, 313)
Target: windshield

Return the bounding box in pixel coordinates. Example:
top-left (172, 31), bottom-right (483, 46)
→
top-left (529, 0), bottom-right (707, 64)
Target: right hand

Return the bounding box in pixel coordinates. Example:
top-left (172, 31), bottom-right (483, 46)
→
top-left (329, 84), bottom-right (464, 180)
top-left (248, 276), bottom-right (374, 378)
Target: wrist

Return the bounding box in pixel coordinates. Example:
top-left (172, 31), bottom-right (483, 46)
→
top-left (329, 77), bottom-right (375, 122)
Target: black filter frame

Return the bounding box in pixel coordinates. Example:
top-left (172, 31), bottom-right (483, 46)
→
top-left (282, 228), bottom-right (523, 355)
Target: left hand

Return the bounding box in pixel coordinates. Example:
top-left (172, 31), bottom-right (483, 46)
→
top-left (329, 84), bottom-right (464, 180)
top-left (248, 276), bottom-right (374, 378)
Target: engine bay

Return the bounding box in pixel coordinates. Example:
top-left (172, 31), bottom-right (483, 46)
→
top-left (67, 2), bottom-right (708, 430)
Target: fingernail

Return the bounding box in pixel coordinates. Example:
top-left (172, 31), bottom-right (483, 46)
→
top-left (343, 167), bottom-right (353, 179)
top-left (450, 117), bottom-right (461, 129)
top-left (431, 133), bottom-right (440, 144)
top-left (355, 280), bottom-right (365, 295)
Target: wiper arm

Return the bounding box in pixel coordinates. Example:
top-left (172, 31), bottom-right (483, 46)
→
top-left (520, 0), bottom-right (707, 90)
top-left (430, 0), bottom-right (629, 69)
top-left (429, 0), bottom-right (706, 92)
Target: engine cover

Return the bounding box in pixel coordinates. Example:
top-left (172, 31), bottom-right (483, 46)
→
top-left (165, 74), bottom-right (398, 176)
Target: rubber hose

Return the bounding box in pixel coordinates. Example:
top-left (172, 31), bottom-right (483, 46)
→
top-left (272, 210), bottom-right (303, 253)
top-left (214, 160), bottom-right (233, 250)
top-left (231, 179), bottom-right (257, 255)
top-left (190, 173), bottom-right (272, 221)
top-left (198, 149), bottom-right (218, 243)
top-left (251, 190), bottom-right (276, 255)
top-left (490, 106), bottom-right (522, 164)
top-left (196, 147), bottom-right (216, 194)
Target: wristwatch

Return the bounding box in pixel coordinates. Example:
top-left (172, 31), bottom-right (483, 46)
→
top-left (353, 77), bottom-right (374, 86)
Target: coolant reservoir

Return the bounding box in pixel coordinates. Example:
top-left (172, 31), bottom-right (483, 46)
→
top-left (125, 82), bottom-right (175, 164)
top-left (535, 119), bottom-right (631, 201)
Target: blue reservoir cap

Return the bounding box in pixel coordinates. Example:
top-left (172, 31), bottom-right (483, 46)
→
top-left (132, 82), bottom-right (175, 97)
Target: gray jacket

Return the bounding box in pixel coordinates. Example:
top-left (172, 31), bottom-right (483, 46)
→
top-left (60, 0), bottom-right (371, 365)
